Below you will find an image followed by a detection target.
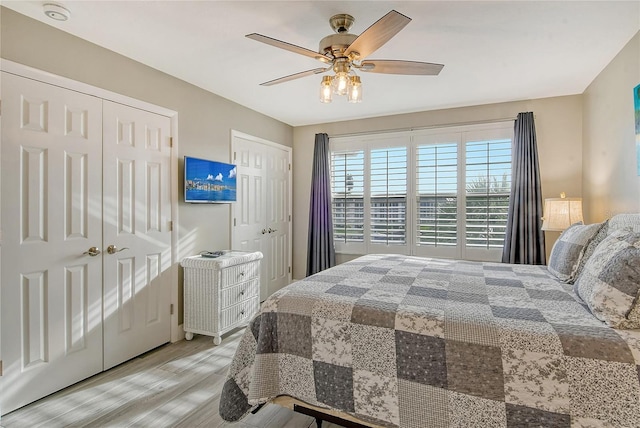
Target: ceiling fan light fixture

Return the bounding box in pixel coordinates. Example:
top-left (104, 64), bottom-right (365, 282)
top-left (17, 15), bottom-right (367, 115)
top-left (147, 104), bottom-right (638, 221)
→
top-left (332, 72), bottom-right (350, 95)
top-left (320, 76), bottom-right (333, 103)
top-left (249, 10), bottom-right (439, 105)
top-left (348, 76), bottom-right (362, 103)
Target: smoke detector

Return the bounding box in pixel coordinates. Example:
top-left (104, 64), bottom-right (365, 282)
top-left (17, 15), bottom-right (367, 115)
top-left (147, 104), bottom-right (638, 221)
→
top-left (43, 3), bottom-right (71, 21)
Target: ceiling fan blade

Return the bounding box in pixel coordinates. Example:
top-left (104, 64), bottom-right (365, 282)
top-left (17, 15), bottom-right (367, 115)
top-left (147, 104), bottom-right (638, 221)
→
top-left (360, 60), bottom-right (444, 75)
top-left (344, 10), bottom-right (411, 60)
top-left (260, 68), bottom-right (329, 86)
top-left (246, 33), bottom-right (332, 63)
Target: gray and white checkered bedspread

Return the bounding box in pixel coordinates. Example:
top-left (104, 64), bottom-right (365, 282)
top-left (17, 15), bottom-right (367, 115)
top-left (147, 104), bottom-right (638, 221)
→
top-left (219, 254), bottom-right (640, 427)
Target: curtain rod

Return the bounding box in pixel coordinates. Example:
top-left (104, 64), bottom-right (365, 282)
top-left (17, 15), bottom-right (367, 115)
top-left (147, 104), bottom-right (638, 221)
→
top-left (328, 116), bottom-right (518, 139)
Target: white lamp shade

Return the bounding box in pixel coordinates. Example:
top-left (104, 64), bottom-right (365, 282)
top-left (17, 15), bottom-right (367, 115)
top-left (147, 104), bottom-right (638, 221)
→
top-left (541, 198), bottom-right (583, 231)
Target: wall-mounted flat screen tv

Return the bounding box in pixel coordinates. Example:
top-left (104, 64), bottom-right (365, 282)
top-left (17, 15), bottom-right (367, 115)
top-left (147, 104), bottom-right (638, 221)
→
top-left (184, 156), bottom-right (237, 203)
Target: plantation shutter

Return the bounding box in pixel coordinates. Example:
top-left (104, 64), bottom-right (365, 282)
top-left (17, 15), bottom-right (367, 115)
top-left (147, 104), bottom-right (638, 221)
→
top-left (465, 139), bottom-right (512, 248)
top-left (416, 143), bottom-right (458, 246)
top-left (331, 149), bottom-right (365, 244)
top-left (369, 147), bottom-right (408, 245)
top-left (329, 123), bottom-right (513, 262)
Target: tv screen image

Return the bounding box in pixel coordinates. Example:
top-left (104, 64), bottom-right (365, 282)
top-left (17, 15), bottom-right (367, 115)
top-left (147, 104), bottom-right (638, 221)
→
top-left (184, 156), bottom-right (237, 203)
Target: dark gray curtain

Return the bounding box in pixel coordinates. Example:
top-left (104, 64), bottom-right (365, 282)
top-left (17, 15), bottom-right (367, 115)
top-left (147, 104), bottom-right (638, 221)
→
top-left (502, 112), bottom-right (546, 265)
top-left (307, 133), bottom-right (336, 276)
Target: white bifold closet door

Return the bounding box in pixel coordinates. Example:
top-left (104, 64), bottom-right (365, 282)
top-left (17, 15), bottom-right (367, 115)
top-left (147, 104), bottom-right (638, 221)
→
top-left (1, 73), bottom-right (172, 414)
top-left (102, 100), bottom-right (172, 370)
top-left (232, 134), bottom-right (291, 301)
top-left (1, 72), bottom-right (104, 414)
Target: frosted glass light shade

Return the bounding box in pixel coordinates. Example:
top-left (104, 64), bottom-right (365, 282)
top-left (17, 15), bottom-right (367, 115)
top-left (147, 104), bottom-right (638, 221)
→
top-left (541, 198), bottom-right (583, 231)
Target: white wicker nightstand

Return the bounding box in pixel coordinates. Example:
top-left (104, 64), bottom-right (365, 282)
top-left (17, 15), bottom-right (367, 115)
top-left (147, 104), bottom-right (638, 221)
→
top-left (181, 251), bottom-right (262, 345)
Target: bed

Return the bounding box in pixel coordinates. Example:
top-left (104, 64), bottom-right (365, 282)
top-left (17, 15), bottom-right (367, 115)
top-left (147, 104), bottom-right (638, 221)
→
top-left (219, 215), bottom-right (640, 427)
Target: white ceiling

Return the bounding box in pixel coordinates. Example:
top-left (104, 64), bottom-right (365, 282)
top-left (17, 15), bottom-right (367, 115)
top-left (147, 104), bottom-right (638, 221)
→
top-left (4, 1), bottom-right (639, 126)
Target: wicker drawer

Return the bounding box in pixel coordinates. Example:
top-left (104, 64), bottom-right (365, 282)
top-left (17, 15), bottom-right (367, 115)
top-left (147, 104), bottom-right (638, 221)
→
top-left (220, 261), bottom-right (260, 288)
top-left (220, 279), bottom-right (259, 309)
top-left (181, 251), bottom-right (262, 345)
top-left (220, 298), bottom-right (259, 330)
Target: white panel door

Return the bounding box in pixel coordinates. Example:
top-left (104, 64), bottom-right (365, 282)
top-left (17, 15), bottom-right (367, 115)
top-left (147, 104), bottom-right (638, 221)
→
top-left (232, 136), bottom-right (268, 299)
top-left (102, 100), bottom-right (172, 370)
top-left (232, 133), bottom-right (291, 301)
top-left (265, 145), bottom-right (291, 297)
top-left (1, 72), bottom-right (104, 413)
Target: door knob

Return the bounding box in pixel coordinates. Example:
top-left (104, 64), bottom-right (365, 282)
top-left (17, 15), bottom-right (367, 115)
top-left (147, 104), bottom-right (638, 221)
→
top-left (107, 245), bottom-right (129, 255)
top-left (83, 246), bottom-right (101, 257)
top-left (268, 228), bottom-right (277, 233)
top-left (261, 229), bottom-right (267, 234)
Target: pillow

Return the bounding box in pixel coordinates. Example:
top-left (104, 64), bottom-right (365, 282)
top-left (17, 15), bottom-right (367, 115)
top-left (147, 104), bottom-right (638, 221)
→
top-left (570, 219), bottom-right (609, 283)
top-left (574, 229), bottom-right (640, 329)
top-left (608, 213), bottom-right (640, 234)
top-left (547, 222), bottom-right (602, 282)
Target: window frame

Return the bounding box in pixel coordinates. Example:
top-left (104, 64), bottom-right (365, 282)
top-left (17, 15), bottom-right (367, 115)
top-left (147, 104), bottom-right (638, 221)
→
top-left (412, 130), bottom-right (462, 260)
top-left (330, 122), bottom-right (513, 262)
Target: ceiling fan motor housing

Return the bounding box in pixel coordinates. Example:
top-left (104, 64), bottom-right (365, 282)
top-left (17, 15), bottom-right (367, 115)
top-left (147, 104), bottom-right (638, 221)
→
top-left (320, 13), bottom-right (359, 58)
top-left (329, 14), bottom-right (355, 33)
top-left (319, 33), bottom-right (358, 58)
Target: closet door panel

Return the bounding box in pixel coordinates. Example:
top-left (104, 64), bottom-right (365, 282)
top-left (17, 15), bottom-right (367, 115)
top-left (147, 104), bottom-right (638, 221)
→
top-left (265, 145), bottom-right (291, 297)
top-left (102, 100), bottom-right (172, 370)
top-left (232, 134), bottom-right (291, 301)
top-left (231, 136), bottom-right (268, 299)
top-left (1, 72), bottom-right (103, 414)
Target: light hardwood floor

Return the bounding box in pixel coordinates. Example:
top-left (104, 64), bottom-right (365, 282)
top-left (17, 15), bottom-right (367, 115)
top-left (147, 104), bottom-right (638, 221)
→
top-left (1, 329), bottom-right (344, 428)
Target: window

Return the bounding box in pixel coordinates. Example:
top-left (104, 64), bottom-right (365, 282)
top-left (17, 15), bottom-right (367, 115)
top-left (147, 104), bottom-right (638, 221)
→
top-left (330, 123), bottom-right (513, 261)
top-left (331, 149), bottom-right (364, 244)
top-left (416, 143), bottom-right (458, 247)
top-left (465, 139), bottom-right (512, 249)
top-left (370, 147), bottom-right (407, 245)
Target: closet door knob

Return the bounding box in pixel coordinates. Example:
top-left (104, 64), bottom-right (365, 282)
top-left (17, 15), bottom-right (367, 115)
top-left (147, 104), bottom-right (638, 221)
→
top-left (268, 228), bottom-right (277, 233)
top-left (107, 245), bottom-right (129, 255)
top-left (261, 229), bottom-right (267, 234)
top-left (83, 246), bottom-right (101, 257)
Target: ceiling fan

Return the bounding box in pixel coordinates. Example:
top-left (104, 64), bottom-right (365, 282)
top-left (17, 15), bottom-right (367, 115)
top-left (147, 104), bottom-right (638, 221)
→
top-left (246, 10), bottom-right (444, 103)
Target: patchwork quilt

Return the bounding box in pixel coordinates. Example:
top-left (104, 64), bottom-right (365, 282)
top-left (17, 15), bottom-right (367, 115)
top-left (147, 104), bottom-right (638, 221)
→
top-left (219, 254), bottom-right (640, 427)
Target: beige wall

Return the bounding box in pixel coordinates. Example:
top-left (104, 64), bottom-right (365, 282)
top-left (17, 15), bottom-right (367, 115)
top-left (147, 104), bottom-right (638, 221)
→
top-left (582, 32), bottom-right (640, 222)
top-left (292, 96), bottom-right (583, 279)
top-left (1, 8), bottom-right (293, 319)
top-left (8, 7), bottom-right (634, 287)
